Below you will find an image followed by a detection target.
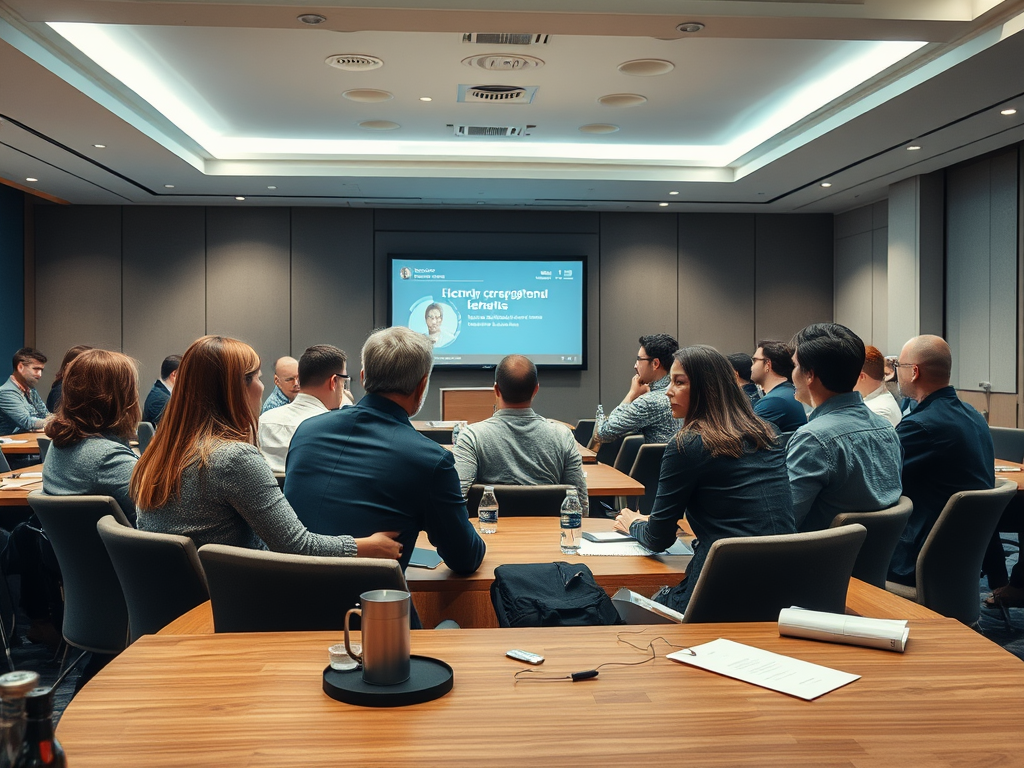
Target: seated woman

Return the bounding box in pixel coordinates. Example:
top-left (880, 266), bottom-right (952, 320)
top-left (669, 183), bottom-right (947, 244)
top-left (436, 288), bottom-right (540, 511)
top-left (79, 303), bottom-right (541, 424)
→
top-left (131, 335), bottom-right (400, 559)
top-left (42, 348), bottom-right (140, 526)
top-left (615, 344), bottom-right (795, 615)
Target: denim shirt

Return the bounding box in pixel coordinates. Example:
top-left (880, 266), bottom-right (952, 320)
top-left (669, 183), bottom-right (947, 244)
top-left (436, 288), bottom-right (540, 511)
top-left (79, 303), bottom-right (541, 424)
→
top-left (0, 376), bottom-right (49, 435)
top-left (786, 391), bottom-right (903, 532)
top-left (596, 375), bottom-right (683, 444)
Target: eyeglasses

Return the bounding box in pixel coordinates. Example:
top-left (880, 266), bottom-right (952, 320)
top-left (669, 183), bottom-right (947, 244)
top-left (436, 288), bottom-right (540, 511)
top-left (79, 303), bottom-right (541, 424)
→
top-left (334, 373), bottom-right (351, 381)
top-left (750, 357), bottom-right (768, 364)
top-left (891, 361), bottom-right (918, 370)
top-left (636, 356), bottom-right (654, 363)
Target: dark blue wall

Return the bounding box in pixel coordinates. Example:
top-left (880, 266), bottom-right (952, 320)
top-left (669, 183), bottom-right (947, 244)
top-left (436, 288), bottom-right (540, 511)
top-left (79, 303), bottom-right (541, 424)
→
top-left (0, 187), bottom-right (24, 357)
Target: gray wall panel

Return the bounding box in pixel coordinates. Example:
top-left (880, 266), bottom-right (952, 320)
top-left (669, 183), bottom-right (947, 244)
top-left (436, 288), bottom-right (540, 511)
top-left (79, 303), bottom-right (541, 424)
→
top-left (754, 214), bottom-right (834, 342)
top-left (122, 207), bottom-right (206, 389)
top-left (600, 214), bottom-right (677, 408)
top-left (34, 206), bottom-right (122, 394)
top-left (677, 213), bottom-right (755, 354)
top-left (290, 208), bottom-right (375, 397)
top-left (871, 226), bottom-right (889, 349)
top-left (990, 151), bottom-right (1017, 391)
top-left (834, 230), bottom-right (873, 341)
top-left (206, 207), bottom-right (291, 370)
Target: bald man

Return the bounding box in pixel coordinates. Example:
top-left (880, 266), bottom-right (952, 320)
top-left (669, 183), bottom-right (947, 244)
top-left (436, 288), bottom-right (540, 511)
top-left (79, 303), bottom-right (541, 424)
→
top-left (260, 356), bottom-right (300, 414)
top-left (453, 354), bottom-right (589, 514)
top-left (888, 335), bottom-right (994, 585)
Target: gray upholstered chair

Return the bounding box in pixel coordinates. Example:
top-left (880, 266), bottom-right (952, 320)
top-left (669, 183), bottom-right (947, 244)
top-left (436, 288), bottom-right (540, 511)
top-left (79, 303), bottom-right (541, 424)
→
top-left (595, 435), bottom-right (625, 467)
top-left (197, 544), bottom-right (407, 633)
top-left (136, 421), bottom-right (155, 453)
top-left (616, 442), bottom-right (667, 514)
top-left (27, 492), bottom-right (131, 654)
top-left (885, 479), bottom-right (1017, 626)
top-left (0, 450), bottom-right (9, 474)
top-left (613, 435), bottom-right (644, 474)
top-left (466, 484), bottom-right (575, 517)
top-left (35, 436), bottom-right (51, 462)
top-left (97, 515), bottom-right (209, 642)
top-left (990, 426), bottom-right (1024, 463)
top-left (681, 524), bottom-right (867, 623)
top-left (829, 497), bottom-right (914, 589)
top-left (573, 419), bottom-right (595, 448)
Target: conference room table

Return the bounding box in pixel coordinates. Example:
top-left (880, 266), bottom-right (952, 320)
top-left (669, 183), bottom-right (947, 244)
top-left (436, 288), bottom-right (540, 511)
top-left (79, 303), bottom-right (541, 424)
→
top-left (0, 432), bottom-right (41, 455)
top-left (57, 613), bottom-right (1023, 767)
top-left (0, 462), bottom-right (42, 507)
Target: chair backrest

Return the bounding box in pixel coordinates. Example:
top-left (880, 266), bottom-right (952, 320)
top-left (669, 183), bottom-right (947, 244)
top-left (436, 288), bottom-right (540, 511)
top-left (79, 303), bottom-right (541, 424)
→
top-left (418, 428), bottom-right (452, 445)
top-left (36, 437), bottom-right (51, 462)
top-left (27, 492), bottom-right (131, 654)
top-left (613, 435), bottom-right (645, 473)
top-left (990, 426), bottom-right (1024, 463)
top-left (829, 497), bottom-right (913, 588)
top-left (915, 479), bottom-right (1017, 624)
top-left (629, 443), bottom-right (666, 514)
top-left (197, 544), bottom-right (408, 633)
top-left (466, 484), bottom-right (575, 517)
top-left (682, 525), bottom-right (867, 623)
top-left (136, 422), bottom-right (155, 453)
top-left (97, 515), bottom-right (209, 643)
top-left (573, 419), bottom-right (595, 449)
top-left (0, 450), bottom-right (9, 474)
top-left (595, 435), bottom-right (625, 466)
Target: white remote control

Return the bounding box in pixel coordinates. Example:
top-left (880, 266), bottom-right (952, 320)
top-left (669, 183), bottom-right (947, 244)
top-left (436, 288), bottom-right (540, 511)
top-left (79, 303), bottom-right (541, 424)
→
top-left (506, 649), bottom-right (544, 665)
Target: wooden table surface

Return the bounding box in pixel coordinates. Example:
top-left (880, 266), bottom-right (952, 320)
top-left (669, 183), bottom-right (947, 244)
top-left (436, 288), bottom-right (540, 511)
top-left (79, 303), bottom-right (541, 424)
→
top-left (59, 618), bottom-right (1023, 767)
top-left (0, 432), bottom-right (41, 455)
top-left (0, 463), bottom-right (43, 506)
top-left (994, 458), bottom-right (1024, 490)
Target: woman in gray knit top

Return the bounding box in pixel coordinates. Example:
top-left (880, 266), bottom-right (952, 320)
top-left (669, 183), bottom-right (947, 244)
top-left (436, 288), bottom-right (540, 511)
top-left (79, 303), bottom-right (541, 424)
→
top-left (131, 335), bottom-right (401, 559)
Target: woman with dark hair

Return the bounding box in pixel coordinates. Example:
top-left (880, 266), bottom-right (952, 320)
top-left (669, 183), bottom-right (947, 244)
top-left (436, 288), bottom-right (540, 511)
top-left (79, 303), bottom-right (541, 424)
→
top-left (615, 345), bottom-right (795, 615)
top-left (131, 335), bottom-right (400, 558)
top-left (42, 348), bottom-right (140, 525)
top-left (45, 344), bottom-right (93, 412)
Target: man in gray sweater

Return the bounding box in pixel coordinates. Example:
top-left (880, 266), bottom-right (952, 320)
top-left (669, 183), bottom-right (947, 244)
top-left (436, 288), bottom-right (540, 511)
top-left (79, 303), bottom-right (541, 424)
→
top-left (453, 355), bottom-right (589, 515)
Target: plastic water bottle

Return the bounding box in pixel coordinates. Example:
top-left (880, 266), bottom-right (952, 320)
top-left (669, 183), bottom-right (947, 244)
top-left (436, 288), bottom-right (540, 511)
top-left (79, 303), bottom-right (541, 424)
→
top-left (560, 489), bottom-right (583, 554)
top-left (478, 486), bottom-right (498, 534)
top-left (595, 404), bottom-right (605, 424)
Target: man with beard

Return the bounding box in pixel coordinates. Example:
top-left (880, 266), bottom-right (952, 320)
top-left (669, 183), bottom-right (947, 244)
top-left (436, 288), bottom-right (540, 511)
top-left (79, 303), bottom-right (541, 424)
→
top-left (0, 347), bottom-right (50, 435)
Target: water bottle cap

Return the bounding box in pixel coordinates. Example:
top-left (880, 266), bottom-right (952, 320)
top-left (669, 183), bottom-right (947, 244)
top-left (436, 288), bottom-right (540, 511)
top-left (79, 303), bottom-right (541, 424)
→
top-left (484, 485), bottom-right (494, 491)
top-left (566, 489), bottom-right (577, 496)
top-left (0, 670), bottom-right (40, 697)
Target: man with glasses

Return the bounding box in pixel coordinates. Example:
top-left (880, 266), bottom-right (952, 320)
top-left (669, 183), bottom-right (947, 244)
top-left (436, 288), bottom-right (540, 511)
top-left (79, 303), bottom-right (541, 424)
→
top-left (260, 356), bottom-right (301, 414)
top-left (258, 345), bottom-right (351, 473)
top-left (595, 333), bottom-right (683, 444)
top-left (750, 340), bottom-right (807, 433)
top-left (888, 334), bottom-right (994, 586)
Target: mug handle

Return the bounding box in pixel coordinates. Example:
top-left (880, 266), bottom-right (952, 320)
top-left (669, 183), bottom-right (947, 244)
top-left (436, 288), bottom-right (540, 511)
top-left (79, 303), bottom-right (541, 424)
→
top-left (344, 607), bottom-right (363, 664)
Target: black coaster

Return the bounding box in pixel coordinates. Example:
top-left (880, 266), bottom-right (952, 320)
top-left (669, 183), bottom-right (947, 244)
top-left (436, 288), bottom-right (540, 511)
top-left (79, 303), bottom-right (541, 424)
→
top-left (323, 655), bottom-right (454, 708)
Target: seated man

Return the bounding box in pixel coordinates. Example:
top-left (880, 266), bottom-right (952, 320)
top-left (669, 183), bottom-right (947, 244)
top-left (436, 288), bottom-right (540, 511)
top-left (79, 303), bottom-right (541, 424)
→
top-left (142, 354), bottom-right (181, 426)
top-left (888, 334), bottom-right (994, 585)
top-left (454, 354), bottom-right (589, 514)
top-left (260, 356), bottom-right (300, 414)
top-left (259, 345), bottom-right (350, 474)
top-left (0, 347), bottom-right (49, 436)
top-left (853, 345), bottom-right (902, 426)
top-left (727, 352), bottom-right (761, 406)
top-left (596, 333), bottom-right (683, 444)
top-left (751, 340), bottom-right (807, 433)
top-left (787, 324), bottom-right (903, 532)
top-left (284, 327), bottom-right (485, 605)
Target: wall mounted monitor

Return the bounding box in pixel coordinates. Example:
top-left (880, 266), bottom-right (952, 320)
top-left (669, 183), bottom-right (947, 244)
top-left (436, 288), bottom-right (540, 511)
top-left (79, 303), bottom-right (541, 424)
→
top-left (388, 256), bottom-right (587, 370)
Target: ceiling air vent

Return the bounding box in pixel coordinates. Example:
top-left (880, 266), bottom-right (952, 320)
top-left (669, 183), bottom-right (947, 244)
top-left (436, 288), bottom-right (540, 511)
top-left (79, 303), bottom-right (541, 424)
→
top-left (325, 54), bottom-right (384, 72)
top-left (462, 53), bottom-right (545, 71)
top-left (452, 125), bottom-right (526, 137)
top-left (457, 85), bottom-right (538, 104)
top-left (462, 33), bottom-right (549, 45)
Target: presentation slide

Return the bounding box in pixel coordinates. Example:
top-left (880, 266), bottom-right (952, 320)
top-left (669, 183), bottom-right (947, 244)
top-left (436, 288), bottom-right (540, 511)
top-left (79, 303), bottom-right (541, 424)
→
top-left (389, 256), bottom-right (586, 369)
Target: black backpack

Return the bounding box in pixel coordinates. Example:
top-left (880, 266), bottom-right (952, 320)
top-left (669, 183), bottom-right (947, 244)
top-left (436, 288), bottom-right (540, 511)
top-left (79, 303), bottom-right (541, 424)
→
top-left (490, 561), bottom-right (624, 627)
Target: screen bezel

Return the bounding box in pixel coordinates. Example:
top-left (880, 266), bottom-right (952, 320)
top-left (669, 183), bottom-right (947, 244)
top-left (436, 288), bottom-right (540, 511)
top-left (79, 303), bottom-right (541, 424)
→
top-left (387, 254), bottom-right (588, 371)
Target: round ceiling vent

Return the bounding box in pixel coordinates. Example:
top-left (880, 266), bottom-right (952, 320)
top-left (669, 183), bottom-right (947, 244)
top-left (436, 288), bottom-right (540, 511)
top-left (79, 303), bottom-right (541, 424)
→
top-left (326, 54), bottom-right (384, 72)
top-left (343, 89), bottom-right (393, 103)
top-left (598, 93), bottom-right (648, 108)
top-left (618, 59), bottom-right (674, 77)
top-left (579, 124), bottom-right (620, 134)
top-left (358, 120), bottom-right (400, 131)
top-left (465, 85), bottom-right (528, 102)
top-left (461, 53), bottom-right (545, 71)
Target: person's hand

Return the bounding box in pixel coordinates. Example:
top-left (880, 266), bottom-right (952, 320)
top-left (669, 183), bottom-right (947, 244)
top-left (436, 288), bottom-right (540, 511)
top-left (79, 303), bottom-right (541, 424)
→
top-left (614, 508), bottom-right (646, 534)
top-left (355, 531), bottom-right (403, 559)
top-left (624, 374), bottom-right (650, 403)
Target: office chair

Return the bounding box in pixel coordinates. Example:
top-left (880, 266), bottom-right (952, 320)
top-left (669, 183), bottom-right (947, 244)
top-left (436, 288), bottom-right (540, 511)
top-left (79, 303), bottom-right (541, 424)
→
top-left (136, 421), bottom-right (155, 453)
top-left (615, 442), bottom-right (666, 514)
top-left (573, 419), bottom-right (595, 448)
top-left (97, 515), bottom-right (209, 642)
top-left (886, 479), bottom-right (1016, 626)
top-left (0, 451), bottom-right (9, 474)
top-left (829, 497), bottom-right (913, 588)
top-left (36, 437), bottom-right (52, 462)
top-left (197, 544), bottom-right (407, 633)
top-left (466, 484), bottom-right (575, 517)
top-left (990, 426), bottom-right (1024, 463)
top-left (681, 525), bottom-right (867, 623)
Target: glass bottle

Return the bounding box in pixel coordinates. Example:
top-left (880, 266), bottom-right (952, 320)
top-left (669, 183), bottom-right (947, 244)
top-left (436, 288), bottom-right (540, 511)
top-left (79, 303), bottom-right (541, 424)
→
top-left (0, 671), bottom-right (40, 768)
top-left (14, 687), bottom-right (65, 768)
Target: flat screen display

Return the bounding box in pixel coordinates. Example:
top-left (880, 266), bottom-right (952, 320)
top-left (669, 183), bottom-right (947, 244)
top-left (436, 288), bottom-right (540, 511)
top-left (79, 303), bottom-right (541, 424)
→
top-left (388, 256), bottom-right (587, 369)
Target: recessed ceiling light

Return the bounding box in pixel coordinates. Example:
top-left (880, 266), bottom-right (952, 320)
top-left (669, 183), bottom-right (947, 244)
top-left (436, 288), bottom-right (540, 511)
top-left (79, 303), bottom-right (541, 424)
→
top-left (597, 93), bottom-right (647, 108)
top-left (92, 144), bottom-right (106, 149)
top-left (618, 59), bottom-right (675, 77)
top-left (658, 202), bottom-right (669, 207)
top-left (676, 22), bottom-right (705, 34)
top-left (235, 196), bottom-right (246, 201)
top-left (820, 182), bottom-right (832, 188)
top-left (1001, 108), bottom-right (1017, 116)
top-left (419, 97), bottom-right (432, 102)
top-left (164, 184), bottom-right (175, 189)
top-left (342, 89), bottom-right (393, 103)
top-left (669, 191), bottom-right (679, 195)
top-left (578, 124), bottom-right (619, 134)
top-left (297, 13), bottom-right (327, 25)
top-left (358, 120), bottom-right (400, 131)
top-left (907, 145), bottom-right (921, 150)
top-left (25, 177), bottom-right (37, 182)
top-left (267, 186), bottom-right (277, 190)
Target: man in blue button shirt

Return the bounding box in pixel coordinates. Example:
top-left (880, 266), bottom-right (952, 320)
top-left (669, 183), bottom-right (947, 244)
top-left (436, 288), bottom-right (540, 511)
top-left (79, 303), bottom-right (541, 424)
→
top-left (751, 340), bottom-right (807, 433)
top-left (786, 324), bottom-right (903, 532)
